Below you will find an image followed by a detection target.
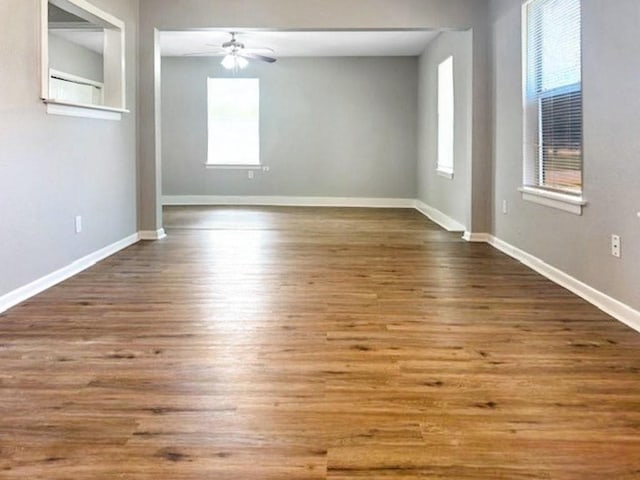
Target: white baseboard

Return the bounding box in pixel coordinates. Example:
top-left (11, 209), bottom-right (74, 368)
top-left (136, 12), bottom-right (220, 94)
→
top-left (414, 200), bottom-right (466, 232)
top-left (0, 233), bottom-right (140, 314)
top-left (487, 235), bottom-right (640, 334)
top-left (139, 228), bottom-right (167, 240)
top-left (162, 195), bottom-right (415, 208)
top-left (462, 231), bottom-right (491, 242)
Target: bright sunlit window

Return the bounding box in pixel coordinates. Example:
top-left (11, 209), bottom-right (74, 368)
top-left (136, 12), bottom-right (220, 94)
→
top-left (437, 56), bottom-right (454, 178)
top-left (524, 0), bottom-right (582, 195)
top-left (207, 78), bottom-right (260, 166)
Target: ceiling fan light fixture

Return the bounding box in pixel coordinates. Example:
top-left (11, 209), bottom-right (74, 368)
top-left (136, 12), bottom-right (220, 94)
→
top-left (236, 55), bottom-right (249, 69)
top-left (221, 53), bottom-right (248, 70)
top-left (221, 54), bottom-right (236, 69)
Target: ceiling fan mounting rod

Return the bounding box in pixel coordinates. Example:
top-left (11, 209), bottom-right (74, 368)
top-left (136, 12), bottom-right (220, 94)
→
top-left (223, 32), bottom-right (244, 50)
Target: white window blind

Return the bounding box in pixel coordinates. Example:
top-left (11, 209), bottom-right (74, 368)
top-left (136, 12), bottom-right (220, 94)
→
top-left (524, 0), bottom-right (582, 194)
top-left (49, 70), bottom-right (104, 106)
top-left (437, 56), bottom-right (454, 176)
top-left (207, 78), bottom-right (260, 166)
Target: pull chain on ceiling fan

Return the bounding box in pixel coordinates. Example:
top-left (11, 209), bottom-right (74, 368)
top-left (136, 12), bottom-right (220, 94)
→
top-left (185, 32), bottom-right (277, 70)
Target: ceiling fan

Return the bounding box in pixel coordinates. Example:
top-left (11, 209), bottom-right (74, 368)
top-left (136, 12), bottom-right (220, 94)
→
top-left (185, 32), bottom-right (277, 70)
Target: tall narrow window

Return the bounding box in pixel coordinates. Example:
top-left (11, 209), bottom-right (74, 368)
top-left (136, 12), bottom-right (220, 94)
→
top-left (437, 56), bottom-right (454, 178)
top-left (524, 0), bottom-right (582, 195)
top-left (207, 78), bottom-right (260, 166)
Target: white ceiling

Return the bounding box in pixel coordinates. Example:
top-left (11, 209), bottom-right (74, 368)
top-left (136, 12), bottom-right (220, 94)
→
top-left (159, 30), bottom-right (440, 58)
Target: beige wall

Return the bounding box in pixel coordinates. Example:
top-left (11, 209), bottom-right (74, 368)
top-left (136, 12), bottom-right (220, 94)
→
top-left (48, 33), bottom-right (104, 83)
top-left (417, 31), bottom-right (473, 230)
top-left (161, 56), bottom-right (418, 199)
top-left (490, 0), bottom-right (640, 310)
top-left (0, 0), bottom-right (138, 297)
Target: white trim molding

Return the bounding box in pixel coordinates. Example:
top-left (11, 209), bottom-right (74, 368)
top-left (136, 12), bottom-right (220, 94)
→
top-left (45, 101), bottom-right (125, 120)
top-left (487, 235), bottom-right (640, 334)
top-left (139, 228), bottom-right (167, 240)
top-left (436, 169), bottom-right (454, 180)
top-left (162, 195), bottom-right (415, 208)
top-left (0, 233), bottom-right (139, 314)
top-left (414, 200), bottom-right (465, 232)
top-left (519, 186), bottom-right (587, 215)
top-left (462, 232), bottom-right (491, 242)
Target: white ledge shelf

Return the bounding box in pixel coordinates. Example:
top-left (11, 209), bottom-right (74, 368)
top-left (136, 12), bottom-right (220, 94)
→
top-left (43, 99), bottom-right (129, 120)
top-left (205, 164), bottom-right (263, 170)
top-left (519, 186), bottom-right (586, 215)
top-left (436, 169), bottom-right (454, 180)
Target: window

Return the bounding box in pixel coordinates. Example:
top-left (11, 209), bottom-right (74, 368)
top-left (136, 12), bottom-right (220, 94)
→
top-left (207, 78), bottom-right (260, 166)
top-left (437, 56), bottom-right (454, 178)
top-left (523, 0), bottom-right (582, 197)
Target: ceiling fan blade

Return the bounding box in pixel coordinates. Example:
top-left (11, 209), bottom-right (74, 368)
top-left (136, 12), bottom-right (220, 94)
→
top-left (239, 52), bottom-right (277, 63)
top-left (243, 46), bottom-right (275, 55)
top-left (204, 44), bottom-right (230, 52)
top-left (183, 51), bottom-right (226, 57)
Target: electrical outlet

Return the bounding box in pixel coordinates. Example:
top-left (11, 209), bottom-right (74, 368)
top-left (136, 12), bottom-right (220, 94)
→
top-left (502, 200), bottom-right (508, 215)
top-left (262, 165), bottom-right (270, 172)
top-left (247, 170), bottom-right (254, 180)
top-left (75, 215), bottom-right (82, 234)
top-left (611, 234), bottom-right (621, 258)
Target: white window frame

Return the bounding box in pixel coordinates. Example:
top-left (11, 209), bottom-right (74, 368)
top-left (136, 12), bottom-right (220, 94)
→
top-left (521, 0), bottom-right (586, 214)
top-left (436, 56), bottom-right (455, 180)
top-left (206, 77), bottom-right (261, 168)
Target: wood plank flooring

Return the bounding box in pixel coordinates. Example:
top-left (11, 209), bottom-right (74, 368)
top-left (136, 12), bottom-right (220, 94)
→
top-left (1, 206), bottom-right (639, 479)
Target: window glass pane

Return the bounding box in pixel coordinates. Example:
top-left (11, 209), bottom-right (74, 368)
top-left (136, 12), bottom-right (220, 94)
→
top-left (539, 90), bottom-right (582, 192)
top-left (524, 0), bottom-right (582, 194)
top-left (437, 56), bottom-right (454, 174)
top-left (528, 0), bottom-right (581, 94)
top-left (208, 78), bottom-right (260, 166)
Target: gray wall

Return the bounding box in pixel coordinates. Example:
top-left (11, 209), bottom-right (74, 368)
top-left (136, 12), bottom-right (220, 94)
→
top-left (161, 56), bottom-right (418, 199)
top-left (0, 0), bottom-right (138, 298)
top-left (417, 31), bottom-right (472, 229)
top-left (138, 0), bottom-right (492, 231)
top-left (48, 33), bottom-right (104, 82)
top-left (490, 0), bottom-right (640, 310)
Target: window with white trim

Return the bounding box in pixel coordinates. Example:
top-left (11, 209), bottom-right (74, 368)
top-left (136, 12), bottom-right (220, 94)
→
top-left (437, 56), bottom-right (454, 178)
top-left (207, 78), bottom-right (260, 166)
top-left (523, 0), bottom-right (582, 195)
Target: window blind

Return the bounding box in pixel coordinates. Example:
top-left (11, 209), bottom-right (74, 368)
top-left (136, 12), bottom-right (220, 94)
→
top-left (524, 0), bottom-right (582, 194)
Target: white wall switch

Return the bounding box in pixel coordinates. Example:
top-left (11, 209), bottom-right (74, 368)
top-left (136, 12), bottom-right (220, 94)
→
top-left (247, 170), bottom-right (254, 179)
top-left (75, 215), bottom-right (82, 234)
top-left (502, 200), bottom-right (508, 214)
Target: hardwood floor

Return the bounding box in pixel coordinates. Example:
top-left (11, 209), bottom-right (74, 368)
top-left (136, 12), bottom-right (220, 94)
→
top-left (1, 206), bottom-right (639, 479)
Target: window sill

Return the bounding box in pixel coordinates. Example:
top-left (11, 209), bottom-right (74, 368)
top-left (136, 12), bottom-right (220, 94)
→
top-left (205, 164), bottom-right (264, 170)
top-left (436, 169), bottom-right (454, 180)
top-left (519, 186), bottom-right (586, 215)
top-left (44, 99), bottom-right (128, 121)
